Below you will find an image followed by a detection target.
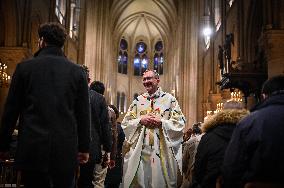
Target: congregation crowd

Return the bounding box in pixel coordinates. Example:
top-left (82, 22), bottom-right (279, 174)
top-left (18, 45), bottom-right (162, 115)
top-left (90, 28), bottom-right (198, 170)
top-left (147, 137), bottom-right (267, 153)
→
top-left (0, 22), bottom-right (284, 188)
top-left (181, 76), bottom-right (284, 188)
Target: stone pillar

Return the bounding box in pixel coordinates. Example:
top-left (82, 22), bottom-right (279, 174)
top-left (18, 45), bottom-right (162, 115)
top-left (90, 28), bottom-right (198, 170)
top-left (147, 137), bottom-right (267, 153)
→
top-left (84, 0), bottom-right (113, 83)
top-left (263, 30), bottom-right (284, 77)
top-left (174, 0), bottom-right (200, 128)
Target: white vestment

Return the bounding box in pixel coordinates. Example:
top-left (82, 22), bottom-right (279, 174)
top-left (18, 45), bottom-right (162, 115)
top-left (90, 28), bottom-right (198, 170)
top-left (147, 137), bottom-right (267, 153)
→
top-left (122, 88), bottom-right (186, 188)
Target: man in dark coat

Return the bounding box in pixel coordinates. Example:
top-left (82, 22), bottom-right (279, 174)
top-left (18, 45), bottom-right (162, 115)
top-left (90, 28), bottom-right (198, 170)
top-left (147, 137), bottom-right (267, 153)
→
top-left (190, 101), bottom-right (249, 188)
top-left (78, 80), bottom-right (112, 188)
top-left (0, 22), bottom-right (90, 188)
top-left (222, 75), bottom-right (284, 188)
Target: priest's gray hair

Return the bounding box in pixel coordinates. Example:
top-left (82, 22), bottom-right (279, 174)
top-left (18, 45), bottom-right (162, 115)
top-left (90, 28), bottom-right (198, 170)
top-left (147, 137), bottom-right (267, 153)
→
top-left (143, 69), bottom-right (160, 79)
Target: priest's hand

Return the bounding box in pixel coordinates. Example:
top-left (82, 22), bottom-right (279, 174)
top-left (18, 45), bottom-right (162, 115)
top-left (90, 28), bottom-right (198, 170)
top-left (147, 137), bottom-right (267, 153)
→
top-left (149, 116), bottom-right (162, 128)
top-left (140, 114), bottom-right (162, 129)
top-left (140, 114), bottom-right (154, 126)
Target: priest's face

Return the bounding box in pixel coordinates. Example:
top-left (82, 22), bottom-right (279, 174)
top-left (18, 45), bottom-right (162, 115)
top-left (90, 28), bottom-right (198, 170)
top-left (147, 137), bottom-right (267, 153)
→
top-left (142, 70), bottom-right (160, 95)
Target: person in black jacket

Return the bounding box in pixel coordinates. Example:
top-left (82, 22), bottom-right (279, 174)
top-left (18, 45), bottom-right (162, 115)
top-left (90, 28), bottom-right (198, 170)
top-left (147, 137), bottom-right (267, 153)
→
top-left (77, 76), bottom-right (112, 187)
top-left (190, 100), bottom-right (249, 188)
top-left (222, 75), bottom-right (284, 188)
top-left (0, 22), bottom-right (90, 188)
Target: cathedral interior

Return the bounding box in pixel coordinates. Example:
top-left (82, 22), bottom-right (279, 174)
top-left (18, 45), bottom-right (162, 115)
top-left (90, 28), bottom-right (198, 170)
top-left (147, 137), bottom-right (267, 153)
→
top-left (0, 0), bottom-right (284, 130)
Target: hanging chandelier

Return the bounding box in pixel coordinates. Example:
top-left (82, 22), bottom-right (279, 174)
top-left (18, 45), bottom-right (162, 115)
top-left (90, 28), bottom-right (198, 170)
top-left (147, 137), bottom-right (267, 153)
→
top-left (0, 58), bottom-right (11, 88)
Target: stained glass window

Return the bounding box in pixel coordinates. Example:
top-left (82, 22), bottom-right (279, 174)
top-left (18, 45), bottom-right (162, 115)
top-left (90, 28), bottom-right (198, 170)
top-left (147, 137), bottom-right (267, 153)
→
top-left (133, 41), bottom-right (148, 76)
top-left (55, 0), bottom-right (66, 25)
top-left (136, 42), bottom-right (146, 53)
top-left (214, 0), bottom-right (221, 31)
top-left (153, 41), bottom-right (164, 75)
top-left (69, 0), bottom-right (80, 40)
top-left (227, 0), bottom-right (234, 7)
top-left (118, 38), bottom-right (128, 74)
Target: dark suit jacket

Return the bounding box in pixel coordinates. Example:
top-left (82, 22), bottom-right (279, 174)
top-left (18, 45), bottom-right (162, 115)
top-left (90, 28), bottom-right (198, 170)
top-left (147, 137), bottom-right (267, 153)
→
top-left (0, 46), bottom-right (90, 173)
top-left (89, 90), bottom-right (112, 163)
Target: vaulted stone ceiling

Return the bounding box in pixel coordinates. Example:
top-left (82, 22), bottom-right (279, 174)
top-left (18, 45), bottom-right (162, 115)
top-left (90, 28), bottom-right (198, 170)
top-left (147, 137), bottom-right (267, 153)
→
top-left (111, 0), bottom-right (177, 45)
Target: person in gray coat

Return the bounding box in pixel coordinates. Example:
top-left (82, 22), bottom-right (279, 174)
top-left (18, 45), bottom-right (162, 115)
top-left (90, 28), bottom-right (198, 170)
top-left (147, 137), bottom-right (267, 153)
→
top-left (0, 22), bottom-right (90, 188)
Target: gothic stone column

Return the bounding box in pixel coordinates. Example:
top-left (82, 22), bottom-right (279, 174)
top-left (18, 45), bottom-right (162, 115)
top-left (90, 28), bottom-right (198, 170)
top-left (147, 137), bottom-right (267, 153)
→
top-left (263, 30), bottom-right (284, 77)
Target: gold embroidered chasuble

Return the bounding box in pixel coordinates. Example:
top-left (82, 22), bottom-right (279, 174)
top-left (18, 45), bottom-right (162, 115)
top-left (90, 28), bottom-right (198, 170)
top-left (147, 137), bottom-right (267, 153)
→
top-left (122, 88), bottom-right (186, 188)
